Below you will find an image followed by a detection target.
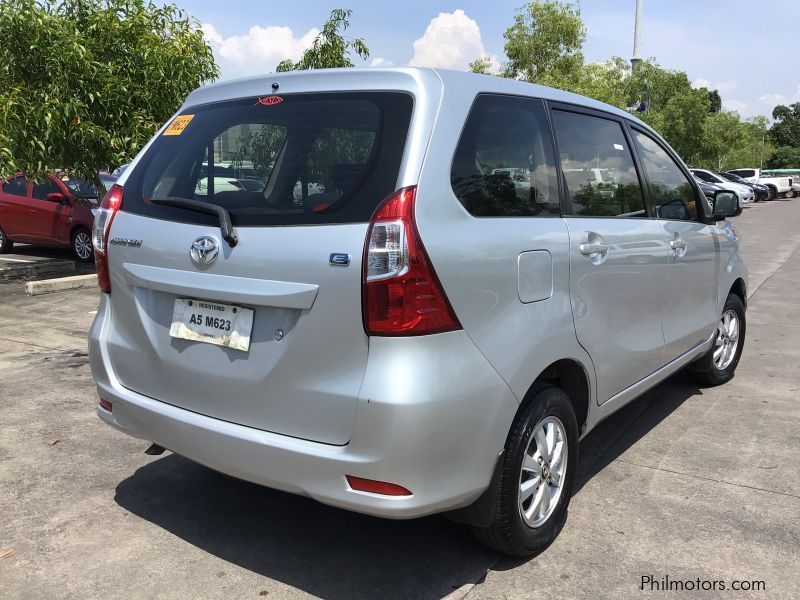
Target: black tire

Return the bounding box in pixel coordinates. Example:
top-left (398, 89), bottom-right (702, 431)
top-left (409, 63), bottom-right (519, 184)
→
top-left (472, 385), bottom-right (578, 557)
top-left (71, 228), bottom-right (94, 263)
top-left (688, 293), bottom-right (746, 386)
top-left (0, 227), bottom-right (12, 253)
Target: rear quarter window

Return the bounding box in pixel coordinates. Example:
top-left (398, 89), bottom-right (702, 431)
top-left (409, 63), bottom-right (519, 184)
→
top-left (451, 94), bottom-right (560, 217)
top-left (123, 92), bottom-right (413, 227)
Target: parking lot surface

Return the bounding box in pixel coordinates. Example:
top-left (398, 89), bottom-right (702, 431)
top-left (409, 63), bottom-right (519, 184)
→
top-left (0, 245), bottom-right (94, 281)
top-left (1, 200), bottom-right (798, 599)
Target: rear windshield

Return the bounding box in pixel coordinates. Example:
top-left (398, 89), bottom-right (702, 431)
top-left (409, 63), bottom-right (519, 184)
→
top-left (123, 92), bottom-right (413, 227)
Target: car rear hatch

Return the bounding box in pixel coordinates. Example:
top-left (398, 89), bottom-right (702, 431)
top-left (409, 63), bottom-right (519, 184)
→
top-left (102, 87), bottom-right (416, 445)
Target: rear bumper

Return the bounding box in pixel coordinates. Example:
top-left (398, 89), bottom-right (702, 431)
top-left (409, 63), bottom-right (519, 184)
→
top-left (89, 295), bottom-right (519, 519)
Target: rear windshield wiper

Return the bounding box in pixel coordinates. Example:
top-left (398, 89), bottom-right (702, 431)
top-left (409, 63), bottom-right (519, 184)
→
top-left (149, 197), bottom-right (238, 247)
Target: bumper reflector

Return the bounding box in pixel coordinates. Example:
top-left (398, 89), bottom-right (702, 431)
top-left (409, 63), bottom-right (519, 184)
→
top-left (99, 398), bottom-right (113, 412)
top-left (346, 475), bottom-right (412, 496)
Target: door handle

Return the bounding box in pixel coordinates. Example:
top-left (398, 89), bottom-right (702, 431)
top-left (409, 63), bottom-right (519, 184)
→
top-left (669, 238), bottom-right (687, 259)
top-left (579, 243), bottom-right (609, 256)
top-left (669, 240), bottom-right (687, 250)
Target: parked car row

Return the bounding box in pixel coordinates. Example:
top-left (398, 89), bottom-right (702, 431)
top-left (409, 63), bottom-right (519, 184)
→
top-left (688, 166), bottom-right (799, 207)
top-left (727, 168), bottom-right (795, 198)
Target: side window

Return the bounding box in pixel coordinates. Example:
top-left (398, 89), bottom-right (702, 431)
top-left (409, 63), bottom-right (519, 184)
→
top-left (693, 170), bottom-right (714, 183)
top-left (451, 94), bottom-right (560, 217)
top-left (632, 130), bottom-right (698, 221)
top-left (551, 110), bottom-right (645, 217)
top-left (2, 176), bottom-right (27, 196)
top-left (32, 178), bottom-right (62, 200)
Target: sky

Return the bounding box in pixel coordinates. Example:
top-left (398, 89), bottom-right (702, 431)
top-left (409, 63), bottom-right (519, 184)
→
top-left (186, 0), bottom-right (800, 119)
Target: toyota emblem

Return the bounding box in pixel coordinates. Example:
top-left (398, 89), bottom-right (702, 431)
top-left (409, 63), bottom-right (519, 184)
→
top-left (190, 236), bottom-right (220, 266)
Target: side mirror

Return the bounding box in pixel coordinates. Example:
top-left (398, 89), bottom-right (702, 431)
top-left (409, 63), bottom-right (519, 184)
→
top-left (712, 190), bottom-right (741, 219)
top-left (46, 192), bottom-right (69, 205)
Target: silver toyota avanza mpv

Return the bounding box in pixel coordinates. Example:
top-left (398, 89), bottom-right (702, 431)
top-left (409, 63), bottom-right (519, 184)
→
top-left (89, 68), bottom-right (747, 556)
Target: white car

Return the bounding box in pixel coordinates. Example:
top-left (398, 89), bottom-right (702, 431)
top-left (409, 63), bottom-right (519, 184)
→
top-left (727, 168), bottom-right (793, 198)
top-left (194, 177), bottom-right (245, 196)
top-left (691, 169), bottom-right (754, 204)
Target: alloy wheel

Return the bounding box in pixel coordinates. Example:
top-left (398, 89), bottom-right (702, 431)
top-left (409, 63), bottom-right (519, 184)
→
top-left (714, 309), bottom-right (740, 370)
top-left (74, 231), bottom-right (93, 260)
top-left (518, 415), bottom-right (568, 528)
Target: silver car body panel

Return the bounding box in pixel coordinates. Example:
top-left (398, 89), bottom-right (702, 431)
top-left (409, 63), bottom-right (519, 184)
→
top-left (90, 67), bottom-right (747, 518)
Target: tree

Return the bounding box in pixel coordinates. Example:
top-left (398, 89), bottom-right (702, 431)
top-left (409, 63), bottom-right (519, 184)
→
top-left (0, 0), bottom-right (218, 182)
top-left (622, 62), bottom-right (710, 163)
top-left (701, 111), bottom-right (744, 171)
top-left (574, 57), bottom-right (629, 107)
top-left (769, 102), bottom-right (800, 148)
top-left (769, 146), bottom-right (800, 168)
top-left (767, 103), bottom-right (800, 168)
top-left (276, 9), bottom-right (368, 72)
top-left (707, 89), bottom-right (722, 113)
top-left (502, 1), bottom-right (586, 91)
top-left (469, 56), bottom-right (495, 75)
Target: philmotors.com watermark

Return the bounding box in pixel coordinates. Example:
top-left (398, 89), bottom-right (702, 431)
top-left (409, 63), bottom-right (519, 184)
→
top-left (641, 575), bottom-right (766, 592)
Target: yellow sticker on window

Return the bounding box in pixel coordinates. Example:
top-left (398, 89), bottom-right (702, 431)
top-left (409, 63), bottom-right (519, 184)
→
top-left (163, 115), bottom-right (194, 136)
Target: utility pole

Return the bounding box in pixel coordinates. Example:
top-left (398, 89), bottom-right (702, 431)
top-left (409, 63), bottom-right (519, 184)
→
top-left (631, 0), bottom-right (643, 69)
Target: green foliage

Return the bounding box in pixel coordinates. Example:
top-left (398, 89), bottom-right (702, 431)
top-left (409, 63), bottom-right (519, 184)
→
top-left (488, 1), bottom-right (799, 168)
top-left (276, 9), bottom-right (368, 72)
top-left (644, 87), bottom-right (709, 164)
top-left (707, 89), bottom-right (722, 113)
top-left (469, 56), bottom-right (495, 75)
top-left (700, 111), bottom-right (746, 170)
top-left (702, 115), bottom-right (771, 171)
top-left (573, 57), bottom-right (629, 107)
top-left (769, 102), bottom-right (800, 148)
top-left (769, 146), bottom-right (800, 168)
top-left (0, 0), bottom-right (218, 182)
top-left (502, 1), bottom-right (586, 89)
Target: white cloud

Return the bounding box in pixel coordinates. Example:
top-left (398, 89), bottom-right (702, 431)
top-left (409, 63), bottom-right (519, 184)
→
top-left (202, 22), bottom-right (319, 79)
top-left (370, 57), bottom-right (394, 67)
top-left (759, 93), bottom-right (787, 106)
top-left (409, 10), bottom-right (497, 71)
top-left (201, 22), bottom-right (223, 46)
top-left (691, 78), bottom-right (737, 93)
top-left (722, 99), bottom-right (748, 115)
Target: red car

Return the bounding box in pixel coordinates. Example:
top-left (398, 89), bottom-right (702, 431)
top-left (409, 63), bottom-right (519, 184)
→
top-left (0, 172), bottom-right (98, 262)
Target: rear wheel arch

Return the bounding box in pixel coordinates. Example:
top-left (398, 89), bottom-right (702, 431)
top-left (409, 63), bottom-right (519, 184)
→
top-left (730, 278), bottom-right (747, 309)
top-left (524, 359), bottom-right (590, 435)
top-left (446, 358), bottom-right (590, 529)
top-left (70, 224), bottom-right (89, 242)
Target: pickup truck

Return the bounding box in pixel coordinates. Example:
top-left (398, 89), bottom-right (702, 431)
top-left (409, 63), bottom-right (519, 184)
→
top-left (762, 169), bottom-right (800, 197)
top-left (727, 168), bottom-right (795, 198)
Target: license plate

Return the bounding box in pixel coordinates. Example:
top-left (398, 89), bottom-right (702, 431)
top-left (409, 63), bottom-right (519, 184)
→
top-left (169, 298), bottom-right (254, 352)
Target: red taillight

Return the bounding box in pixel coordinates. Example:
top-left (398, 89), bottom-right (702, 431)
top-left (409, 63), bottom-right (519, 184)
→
top-left (346, 475), bottom-right (412, 496)
top-left (93, 184), bottom-right (123, 293)
top-left (362, 186), bottom-right (461, 336)
top-left (99, 398), bottom-right (112, 412)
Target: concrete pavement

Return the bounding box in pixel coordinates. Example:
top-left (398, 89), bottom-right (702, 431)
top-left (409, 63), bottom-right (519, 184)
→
top-left (0, 200), bottom-right (798, 599)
